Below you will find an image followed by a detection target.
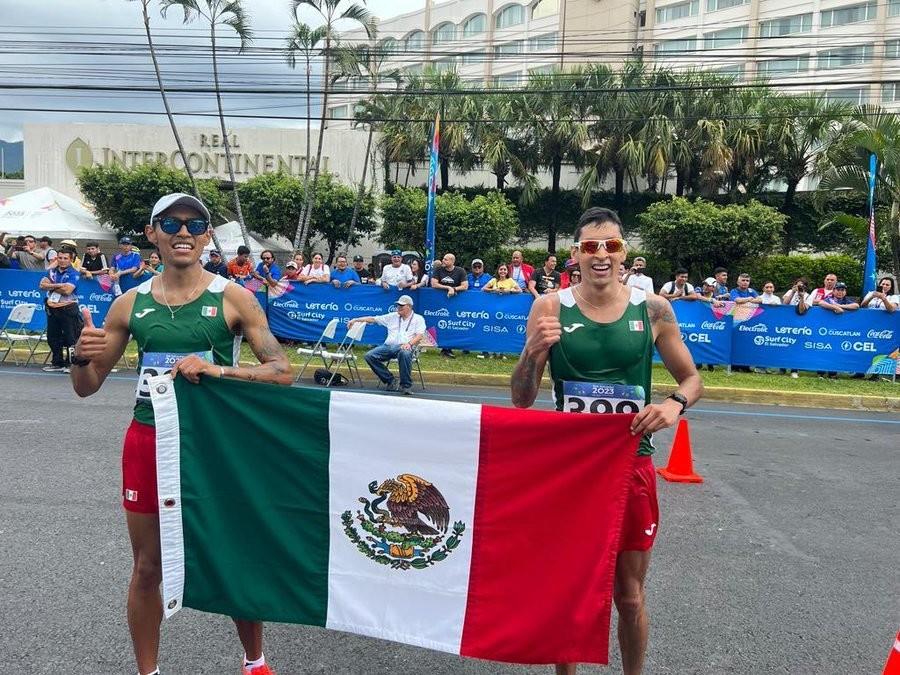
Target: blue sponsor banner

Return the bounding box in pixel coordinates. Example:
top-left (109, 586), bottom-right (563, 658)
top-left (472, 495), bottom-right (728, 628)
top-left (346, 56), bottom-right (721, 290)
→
top-left (417, 288), bottom-right (532, 352)
top-left (669, 301), bottom-right (732, 365)
top-left (266, 283), bottom-right (406, 345)
top-left (731, 304), bottom-right (899, 372)
top-left (0, 269), bottom-right (114, 331)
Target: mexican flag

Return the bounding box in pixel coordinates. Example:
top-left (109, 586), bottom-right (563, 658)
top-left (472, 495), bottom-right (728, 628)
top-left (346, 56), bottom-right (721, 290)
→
top-left (149, 376), bottom-right (640, 665)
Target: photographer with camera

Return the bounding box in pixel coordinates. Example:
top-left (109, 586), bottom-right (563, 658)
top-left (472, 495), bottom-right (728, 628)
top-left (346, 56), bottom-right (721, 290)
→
top-left (11, 235), bottom-right (44, 271)
top-left (623, 256), bottom-right (655, 294)
top-left (782, 278), bottom-right (811, 313)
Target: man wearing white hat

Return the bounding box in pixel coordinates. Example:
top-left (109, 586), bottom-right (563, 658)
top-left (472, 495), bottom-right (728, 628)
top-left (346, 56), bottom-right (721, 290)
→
top-left (348, 294), bottom-right (426, 395)
top-left (70, 193), bottom-right (291, 675)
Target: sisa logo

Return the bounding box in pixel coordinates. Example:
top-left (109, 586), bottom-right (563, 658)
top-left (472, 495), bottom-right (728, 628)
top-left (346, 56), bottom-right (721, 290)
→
top-left (483, 325), bottom-right (509, 333)
top-left (803, 342), bottom-right (833, 350)
top-left (841, 341), bottom-right (877, 352)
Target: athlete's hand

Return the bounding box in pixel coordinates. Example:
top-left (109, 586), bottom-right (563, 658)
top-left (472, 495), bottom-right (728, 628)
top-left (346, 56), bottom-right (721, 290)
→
top-left (74, 308), bottom-right (107, 361)
top-left (630, 400), bottom-right (681, 437)
top-left (171, 354), bottom-right (217, 384)
top-left (526, 315), bottom-right (562, 353)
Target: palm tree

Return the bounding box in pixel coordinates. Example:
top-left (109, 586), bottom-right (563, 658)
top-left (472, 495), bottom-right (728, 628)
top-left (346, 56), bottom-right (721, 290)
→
top-left (470, 92), bottom-right (536, 196)
top-left (130, 0), bottom-right (224, 252)
top-left (817, 105), bottom-right (900, 276)
top-left (341, 43), bottom-right (401, 242)
top-left (765, 94), bottom-right (849, 252)
top-left (162, 0), bottom-right (253, 251)
top-left (522, 69), bottom-right (588, 252)
top-left (290, 0), bottom-right (376, 252)
top-left (284, 20), bottom-right (327, 204)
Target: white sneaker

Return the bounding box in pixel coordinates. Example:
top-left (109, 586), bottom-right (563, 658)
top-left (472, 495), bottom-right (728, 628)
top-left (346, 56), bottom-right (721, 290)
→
top-left (42, 365), bottom-right (64, 372)
top-left (62, 367), bottom-right (70, 374)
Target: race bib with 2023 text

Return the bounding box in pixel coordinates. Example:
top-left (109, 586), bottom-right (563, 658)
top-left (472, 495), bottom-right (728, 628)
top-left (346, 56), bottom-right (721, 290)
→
top-left (135, 351), bottom-right (213, 401)
top-left (562, 381), bottom-right (646, 415)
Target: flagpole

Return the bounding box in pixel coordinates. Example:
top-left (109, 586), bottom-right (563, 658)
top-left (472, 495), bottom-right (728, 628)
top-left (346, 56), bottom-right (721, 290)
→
top-left (424, 113), bottom-right (440, 277)
top-left (863, 152), bottom-right (878, 295)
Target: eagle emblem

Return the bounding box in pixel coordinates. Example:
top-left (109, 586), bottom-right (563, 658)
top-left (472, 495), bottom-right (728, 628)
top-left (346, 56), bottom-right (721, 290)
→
top-left (341, 474), bottom-right (465, 570)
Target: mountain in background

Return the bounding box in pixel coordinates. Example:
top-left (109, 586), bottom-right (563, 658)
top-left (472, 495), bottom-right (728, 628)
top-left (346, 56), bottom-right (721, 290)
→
top-left (0, 140), bottom-right (24, 175)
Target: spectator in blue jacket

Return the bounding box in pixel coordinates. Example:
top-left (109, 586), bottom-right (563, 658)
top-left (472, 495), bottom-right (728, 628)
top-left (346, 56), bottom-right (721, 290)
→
top-left (330, 254), bottom-right (361, 288)
top-left (468, 259), bottom-right (492, 290)
top-left (729, 273), bottom-right (758, 303)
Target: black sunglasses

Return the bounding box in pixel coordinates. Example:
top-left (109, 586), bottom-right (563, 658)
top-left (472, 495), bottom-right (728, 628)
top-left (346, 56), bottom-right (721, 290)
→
top-left (155, 216), bottom-right (209, 236)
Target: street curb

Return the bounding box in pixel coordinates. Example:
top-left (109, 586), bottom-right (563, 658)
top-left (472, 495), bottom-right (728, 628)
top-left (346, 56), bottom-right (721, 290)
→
top-left (265, 362), bottom-right (900, 413)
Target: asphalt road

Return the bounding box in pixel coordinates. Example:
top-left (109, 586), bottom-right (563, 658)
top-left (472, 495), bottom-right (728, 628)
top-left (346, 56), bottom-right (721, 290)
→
top-left (1, 366), bottom-right (897, 674)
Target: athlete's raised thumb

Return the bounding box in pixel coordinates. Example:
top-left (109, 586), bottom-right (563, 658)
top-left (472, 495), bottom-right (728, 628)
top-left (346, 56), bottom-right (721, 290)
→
top-left (81, 307), bottom-right (95, 329)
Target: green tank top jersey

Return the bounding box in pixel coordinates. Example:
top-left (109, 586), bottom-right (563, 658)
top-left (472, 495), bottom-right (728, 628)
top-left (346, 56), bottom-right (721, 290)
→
top-left (129, 275), bottom-right (241, 426)
top-left (548, 287), bottom-right (655, 455)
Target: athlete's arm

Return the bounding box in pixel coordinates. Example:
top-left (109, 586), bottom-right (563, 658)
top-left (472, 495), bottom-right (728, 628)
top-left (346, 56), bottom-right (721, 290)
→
top-left (174, 283), bottom-right (293, 386)
top-left (630, 295), bottom-right (703, 437)
top-left (511, 294), bottom-right (561, 408)
top-left (70, 294), bottom-right (135, 397)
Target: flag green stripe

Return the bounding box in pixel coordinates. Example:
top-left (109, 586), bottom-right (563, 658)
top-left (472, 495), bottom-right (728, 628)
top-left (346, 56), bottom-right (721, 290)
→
top-left (174, 377), bottom-right (331, 624)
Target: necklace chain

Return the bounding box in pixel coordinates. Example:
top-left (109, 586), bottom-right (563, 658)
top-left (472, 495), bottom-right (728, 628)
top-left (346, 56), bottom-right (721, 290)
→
top-left (159, 272), bottom-right (205, 320)
top-left (573, 282), bottom-right (626, 312)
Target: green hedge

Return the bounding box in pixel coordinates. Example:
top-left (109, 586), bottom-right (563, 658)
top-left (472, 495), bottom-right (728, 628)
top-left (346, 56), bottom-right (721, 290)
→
top-left (735, 255), bottom-right (864, 296)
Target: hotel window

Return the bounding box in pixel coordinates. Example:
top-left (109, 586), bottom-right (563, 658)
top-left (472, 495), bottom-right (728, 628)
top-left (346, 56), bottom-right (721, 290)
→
top-left (405, 31), bottom-right (425, 52)
top-left (432, 22), bottom-right (456, 46)
top-left (757, 56), bottom-right (809, 77)
top-left (715, 64), bottom-right (745, 78)
top-left (818, 45), bottom-right (873, 69)
top-left (826, 87), bottom-right (866, 105)
top-left (887, 40), bottom-right (900, 59)
top-left (461, 50), bottom-right (486, 65)
top-left (528, 65), bottom-right (554, 75)
top-left (492, 72), bottom-right (522, 87)
top-left (329, 105), bottom-right (349, 119)
top-left (891, 0), bottom-right (900, 16)
top-left (656, 37), bottom-right (697, 55)
top-left (704, 26), bottom-right (748, 49)
top-left (433, 57), bottom-right (457, 72)
top-left (495, 39), bottom-right (524, 57)
top-left (380, 38), bottom-right (399, 54)
top-left (462, 14), bottom-right (487, 38)
top-left (495, 4), bottom-right (526, 29)
top-left (528, 32), bottom-right (557, 51)
top-left (821, 2), bottom-right (876, 28)
top-left (403, 64), bottom-right (423, 76)
top-left (532, 0), bottom-right (559, 20)
top-left (759, 13), bottom-right (812, 38)
top-left (656, 0), bottom-right (699, 25)
top-left (883, 83), bottom-right (900, 102)
top-left (706, 0), bottom-right (748, 11)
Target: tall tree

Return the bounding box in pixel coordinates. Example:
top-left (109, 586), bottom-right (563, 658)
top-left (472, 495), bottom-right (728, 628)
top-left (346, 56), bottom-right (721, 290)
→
top-left (521, 70), bottom-right (588, 252)
top-left (341, 42), bottom-right (401, 243)
top-left (817, 105), bottom-right (900, 277)
top-left (162, 0), bottom-right (253, 251)
top-left (290, 0), bottom-right (376, 252)
top-left (470, 92), bottom-right (536, 197)
top-left (130, 0), bottom-right (224, 252)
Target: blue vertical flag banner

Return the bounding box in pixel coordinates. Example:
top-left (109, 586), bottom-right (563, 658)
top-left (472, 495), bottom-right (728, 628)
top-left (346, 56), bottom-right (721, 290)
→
top-left (423, 113), bottom-right (440, 276)
top-left (864, 152), bottom-right (878, 295)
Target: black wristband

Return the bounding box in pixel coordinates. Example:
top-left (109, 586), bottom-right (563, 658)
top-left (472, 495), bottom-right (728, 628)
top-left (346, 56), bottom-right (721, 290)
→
top-left (667, 392), bottom-right (688, 415)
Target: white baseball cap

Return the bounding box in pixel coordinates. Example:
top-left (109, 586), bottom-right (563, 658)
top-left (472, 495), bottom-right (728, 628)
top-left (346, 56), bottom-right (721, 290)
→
top-left (150, 193), bottom-right (211, 222)
top-left (396, 294), bottom-right (414, 306)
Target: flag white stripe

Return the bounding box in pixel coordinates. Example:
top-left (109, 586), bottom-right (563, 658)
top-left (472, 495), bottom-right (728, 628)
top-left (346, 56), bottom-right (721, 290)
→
top-left (149, 375), bottom-right (186, 619)
top-left (326, 390), bottom-right (481, 654)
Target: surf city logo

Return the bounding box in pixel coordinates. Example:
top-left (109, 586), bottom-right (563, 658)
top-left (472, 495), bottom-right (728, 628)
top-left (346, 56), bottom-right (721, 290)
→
top-left (341, 473), bottom-right (465, 570)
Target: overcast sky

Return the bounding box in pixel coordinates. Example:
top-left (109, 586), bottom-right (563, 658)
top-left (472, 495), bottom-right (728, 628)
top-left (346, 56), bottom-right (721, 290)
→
top-left (0, 0), bottom-right (427, 142)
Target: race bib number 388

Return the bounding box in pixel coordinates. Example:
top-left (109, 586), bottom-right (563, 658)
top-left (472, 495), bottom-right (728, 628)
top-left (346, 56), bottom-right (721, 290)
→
top-left (135, 351), bottom-right (213, 401)
top-left (562, 381), bottom-right (646, 415)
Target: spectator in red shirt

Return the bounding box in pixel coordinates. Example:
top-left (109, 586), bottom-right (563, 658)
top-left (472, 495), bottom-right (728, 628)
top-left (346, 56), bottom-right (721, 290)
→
top-left (808, 273), bottom-right (837, 305)
top-left (227, 245), bottom-right (253, 282)
top-left (508, 250), bottom-right (533, 291)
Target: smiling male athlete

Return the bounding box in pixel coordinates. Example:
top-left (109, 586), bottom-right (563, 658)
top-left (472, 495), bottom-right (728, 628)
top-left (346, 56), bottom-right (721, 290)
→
top-left (70, 193), bottom-right (293, 675)
top-left (512, 207), bottom-right (703, 675)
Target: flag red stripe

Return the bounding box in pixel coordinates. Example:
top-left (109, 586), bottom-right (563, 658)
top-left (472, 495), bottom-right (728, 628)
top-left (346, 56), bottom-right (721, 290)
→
top-left (460, 405), bottom-right (639, 664)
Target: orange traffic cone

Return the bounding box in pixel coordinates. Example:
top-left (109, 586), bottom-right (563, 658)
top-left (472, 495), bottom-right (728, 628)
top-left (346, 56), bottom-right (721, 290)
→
top-left (656, 419), bottom-right (703, 483)
top-left (884, 629), bottom-right (900, 675)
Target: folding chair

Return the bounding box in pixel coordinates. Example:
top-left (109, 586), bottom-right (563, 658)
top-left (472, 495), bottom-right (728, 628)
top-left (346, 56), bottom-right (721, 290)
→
top-left (323, 320), bottom-right (366, 387)
top-left (296, 318), bottom-right (340, 382)
top-left (0, 303), bottom-right (50, 366)
top-left (387, 346), bottom-right (427, 390)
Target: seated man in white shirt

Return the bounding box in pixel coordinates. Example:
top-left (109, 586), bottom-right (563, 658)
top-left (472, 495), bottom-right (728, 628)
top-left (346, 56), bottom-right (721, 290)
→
top-left (347, 294), bottom-right (425, 395)
top-left (378, 249), bottom-right (413, 289)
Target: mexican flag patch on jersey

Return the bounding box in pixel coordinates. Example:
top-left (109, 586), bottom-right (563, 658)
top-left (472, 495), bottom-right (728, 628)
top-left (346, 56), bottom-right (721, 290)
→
top-left (628, 320), bottom-right (644, 332)
top-left (201, 306), bottom-right (217, 317)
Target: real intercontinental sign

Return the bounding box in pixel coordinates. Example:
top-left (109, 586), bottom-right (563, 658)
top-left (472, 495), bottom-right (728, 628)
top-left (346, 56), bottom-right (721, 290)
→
top-left (64, 132), bottom-right (328, 179)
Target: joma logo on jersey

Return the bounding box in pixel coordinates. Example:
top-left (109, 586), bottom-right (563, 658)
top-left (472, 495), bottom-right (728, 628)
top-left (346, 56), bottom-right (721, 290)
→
top-left (201, 306), bottom-right (218, 317)
top-left (628, 320), bottom-right (644, 332)
top-left (134, 308), bottom-right (155, 319)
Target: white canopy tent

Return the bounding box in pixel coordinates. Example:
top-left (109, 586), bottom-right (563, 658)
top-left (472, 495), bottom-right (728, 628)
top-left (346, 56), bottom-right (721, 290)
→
top-left (203, 221), bottom-right (293, 261)
top-left (0, 187), bottom-right (118, 246)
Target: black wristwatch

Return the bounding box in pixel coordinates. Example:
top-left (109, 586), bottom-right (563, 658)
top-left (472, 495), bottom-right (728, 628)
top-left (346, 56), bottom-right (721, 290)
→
top-left (666, 392), bottom-right (688, 415)
top-left (70, 355), bottom-right (92, 367)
